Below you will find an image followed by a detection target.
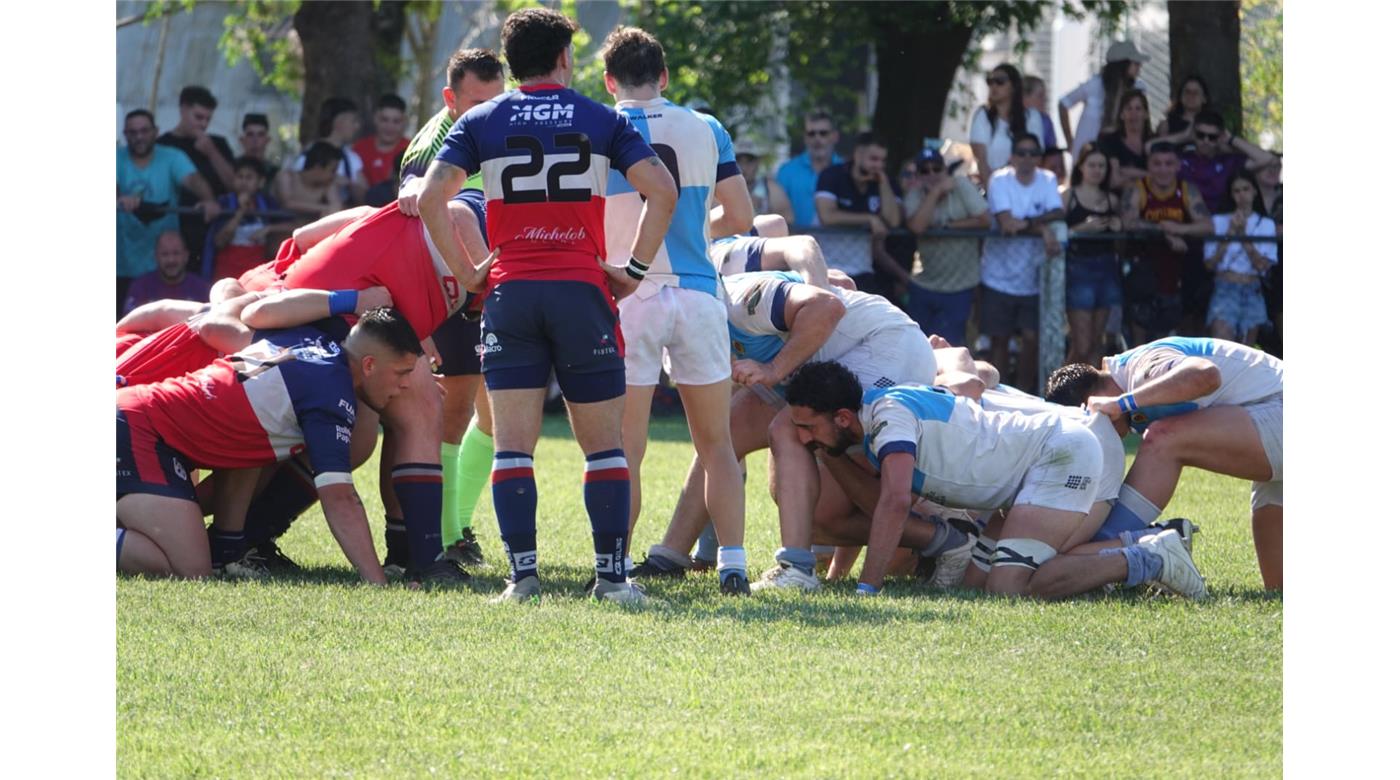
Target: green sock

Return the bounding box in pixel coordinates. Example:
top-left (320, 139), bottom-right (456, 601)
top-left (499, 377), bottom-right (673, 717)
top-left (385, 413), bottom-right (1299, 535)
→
top-left (458, 422), bottom-right (495, 531)
top-left (440, 441), bottom-right (462, 549)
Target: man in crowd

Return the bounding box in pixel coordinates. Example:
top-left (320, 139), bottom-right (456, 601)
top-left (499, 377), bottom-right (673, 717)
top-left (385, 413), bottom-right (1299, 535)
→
top-left (156, 85), bottom-right (239, 261)
top-left (352, 94), bottom-right (411, 193)
top-left (1179, 110), bottom-right (1275, 214)
top-left (1046, 336), bottom-right (1283, 590)
top-left (901, 147), bottom-right (991, 346)
top-left (981, 133), bottom-right (1063, 392)
top-left (122, 231), bottom-right (210, 316)
top-left (116, 308), bottom-right (419, 583)
top-left (239, 113), bottom-right (280, 185)
top-left (418, 6), bottom-right (678, 604)
top-left (207, 157), bottom-right (289, 281)
top-left (600, 26), bottom-right (755, 594)
top-left (396, 47), bottom-right (506, 566)
top-left (118, 108), bottom-right (220, 315)
top-left (785, 361), bottom-right (1205, 600)
top-left (291, 97), bottom-right (369, 204)
top-left (814, 131), bottom-right (905, 297)
top-left (1121, 141), bottom-right (1215, 345)
top-left (276, 141), bottom-right (345, 223)
top-left (776, 109), bottom-right (843, 229)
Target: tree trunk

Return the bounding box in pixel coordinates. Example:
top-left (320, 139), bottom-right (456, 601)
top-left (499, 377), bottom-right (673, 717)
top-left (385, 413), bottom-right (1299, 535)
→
top-left (871, 16), bottom-right (975, 169)
top-left (293, 1), bottom-right (407, 144)
top-left (1168, 0), bottom-right (1242, 133)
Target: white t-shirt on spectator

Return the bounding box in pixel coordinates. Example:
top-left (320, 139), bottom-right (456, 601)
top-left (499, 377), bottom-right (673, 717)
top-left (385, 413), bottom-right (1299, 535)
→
top-left (981, 168), bottom-right (1062, 297)
top-left (969, 107), bottom-right (1048, 173)
top-left (1204, 214), bottom-right (1278, 276)
top-left (1059, 75), bottom-right (1149, 159)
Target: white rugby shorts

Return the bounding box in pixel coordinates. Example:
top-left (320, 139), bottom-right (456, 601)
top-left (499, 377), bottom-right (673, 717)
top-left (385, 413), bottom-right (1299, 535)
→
top-left (1245, 392), bottom-right (1283, 509)
top-left (617, 282), bottom-right (731, 387)
top-left (1011, 422), bottom-right (1103, 515)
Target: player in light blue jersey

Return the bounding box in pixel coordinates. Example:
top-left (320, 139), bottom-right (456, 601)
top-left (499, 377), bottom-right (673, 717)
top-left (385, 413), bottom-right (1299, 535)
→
top-left (600, 27), bottom-right (754, 594)
top-left (1046, 336), bottom-right (1283, 589)
top-left (788, 361), bottom-right (1206, 600)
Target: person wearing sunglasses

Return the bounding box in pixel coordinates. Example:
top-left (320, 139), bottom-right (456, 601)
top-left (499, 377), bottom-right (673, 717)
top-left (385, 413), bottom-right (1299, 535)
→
top-left (1058, 40), bottom-right (1149, 160)
top-left (969, 63), bottom-right (1047, 186)
top-left (776, 109), bottom-right (843, 228)
top-left (1178, 109), bottom-right (1276, 215)
top-left (901, 148), bottom-right (991, 346)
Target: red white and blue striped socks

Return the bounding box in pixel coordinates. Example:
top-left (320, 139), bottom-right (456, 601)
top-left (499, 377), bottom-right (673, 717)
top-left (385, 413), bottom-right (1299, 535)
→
top-left (390, 463), bottom-right (444, 569)
top-left (584, 449), bottom-right (630, 584)
top-left (492, 451), bottom-right (538, 582)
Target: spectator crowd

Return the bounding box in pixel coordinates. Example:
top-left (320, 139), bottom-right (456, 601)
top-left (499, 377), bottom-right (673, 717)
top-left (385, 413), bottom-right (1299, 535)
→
top-left (117, 39), bottom-right (1283, 388)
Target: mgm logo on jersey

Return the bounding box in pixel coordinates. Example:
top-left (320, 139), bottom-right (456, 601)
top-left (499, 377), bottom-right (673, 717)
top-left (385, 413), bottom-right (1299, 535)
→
top-left (510, 100), bottom-right (575, 126)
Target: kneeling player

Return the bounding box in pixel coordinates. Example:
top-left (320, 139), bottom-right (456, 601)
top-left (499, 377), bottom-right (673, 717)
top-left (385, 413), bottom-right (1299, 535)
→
top-left (785, 361), bottom-right (1205, 600)
top-left (116, 308), bottom-right (422, 582)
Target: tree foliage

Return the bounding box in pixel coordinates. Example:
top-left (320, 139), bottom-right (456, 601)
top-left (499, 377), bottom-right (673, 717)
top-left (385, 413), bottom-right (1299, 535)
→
top-left (1241, 0), bottom-right (1282, 150)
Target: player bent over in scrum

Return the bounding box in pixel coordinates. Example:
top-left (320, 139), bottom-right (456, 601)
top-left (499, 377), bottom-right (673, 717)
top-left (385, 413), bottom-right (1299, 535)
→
top-left (784, 361), bottom-right (1205, 600)
top-left (116, 308), bottom-right (421, 582)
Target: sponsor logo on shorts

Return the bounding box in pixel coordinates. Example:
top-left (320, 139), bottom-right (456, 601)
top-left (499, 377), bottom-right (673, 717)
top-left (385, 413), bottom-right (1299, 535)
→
top-left (1065, 475), bottom-right (1092, 491)
top-left (172, 458), bottom-right (187, 482)
top-left (478, 332), bottom-right (503, 356)
top-left (593, 333), bottom-right (617, 356)
top-left (509, 100), bottom-right (575, 126)
top-left (513, 226), bottom-right (587, 242)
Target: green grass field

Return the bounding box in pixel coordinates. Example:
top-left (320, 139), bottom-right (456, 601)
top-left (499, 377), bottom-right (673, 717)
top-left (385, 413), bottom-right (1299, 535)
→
top-left (117, 417), bottom-right (1281, 778)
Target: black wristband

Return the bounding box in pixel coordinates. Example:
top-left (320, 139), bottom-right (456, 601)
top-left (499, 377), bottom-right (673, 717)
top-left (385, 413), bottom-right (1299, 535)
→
top-left (626, 257), bottom-right (650, 280)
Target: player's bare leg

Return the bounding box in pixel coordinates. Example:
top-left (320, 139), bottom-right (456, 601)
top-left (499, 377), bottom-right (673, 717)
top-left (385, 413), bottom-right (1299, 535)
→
top-left (1253, 504), bottom-right (1282, 590)
top-left (768, 406), bottom-right (819, 547)
top-left (116, 299), bottom-right (208, 336)
top-left (376, 356), bottom-right (450, 578)
top-left (677, 379), bottom-right (748, 591)
top-left (1123, 406), bottom-right (1273, 509)
top-left (985, 505), bottom-right (1088, 596)
top-left (621, 383), bottom-right (657, 554)
top-left (117, 494), bottom-right (211, 578)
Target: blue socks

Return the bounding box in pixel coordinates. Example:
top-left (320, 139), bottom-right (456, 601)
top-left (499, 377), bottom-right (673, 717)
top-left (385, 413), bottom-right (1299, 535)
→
top-left (694, 522), bottom-right (719, 563)
top-left (116, 528), bottom-right (126, 566)
top-left (776, 546), bottom-right (816, 576)
top-left (493, 451), bottom-right (538, 582)
top-left (391, 463), bottom-right (444, 569)
top-left (1107, 544), bottom-right (1164, 587)
top-left (584, 449), bottom-right (630, 584)
top-left (1092, 485), bottom-right (1163, 542)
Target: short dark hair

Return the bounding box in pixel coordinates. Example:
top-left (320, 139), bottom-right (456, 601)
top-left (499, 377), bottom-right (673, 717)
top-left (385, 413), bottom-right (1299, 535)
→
top-left (804, 109), bottom-right (835, 127)
top-left (601, 26), bottom-right (666, 88)
top-left (125, 108), bottom-right (155, 126)
top-left (375, 94), bottom-right (407, 113)
top-left (352, 307), bottom-right (424, 358)
top-left (303, 140), bottom-right (343, 170)
top-left (786, 361), bottom-right (863, 415)
top-left (1147, 139), bottom-right (1179, 158)
top-left (853, 131), bottom-right (886, 151)
top-left (178, 86), bottom-right (217, 110)
top-left (448, 48), bottom-right (504, 90)
top-left (1193, 109), bottom-right (1225, 130)
top-left (232, 156), bottom-right (266, 176)
top-left (501, 7), bottom-right (578, 82)
top-left (317, 97), bottom-right (359, 138)
top-left (242, 113), bottom-right (269, 131)
top-left (1044, 363), bottom-right (1104, 407)
top-left (1012, 132), bottom-right (1043, 152)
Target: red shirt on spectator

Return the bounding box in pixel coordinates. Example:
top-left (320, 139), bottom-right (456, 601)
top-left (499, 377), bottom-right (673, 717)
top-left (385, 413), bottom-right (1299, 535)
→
top-left (351, 136), bottom-right (408, 188)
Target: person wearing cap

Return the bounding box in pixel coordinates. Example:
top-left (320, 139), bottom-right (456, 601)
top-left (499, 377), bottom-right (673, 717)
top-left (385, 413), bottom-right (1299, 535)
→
top-left (901, 147), bottom-right (991, 346)
top-left (1058, 40), bottom-right (1149, 160)
top-left (734, 140), bottom-right (795, 227)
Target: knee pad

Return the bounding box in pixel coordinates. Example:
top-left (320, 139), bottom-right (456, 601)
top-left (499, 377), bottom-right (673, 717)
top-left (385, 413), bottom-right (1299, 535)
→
top-left (971, 536), bottom-right (997, 572)
top-left (991, 538), bottom-right (1058, 571)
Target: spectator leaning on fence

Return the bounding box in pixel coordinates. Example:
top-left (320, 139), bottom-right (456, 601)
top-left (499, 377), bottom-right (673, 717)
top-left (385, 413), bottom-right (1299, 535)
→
top-left (1204, 171), bottom-right (1278, 345)
top-left (1097, 89), bottom-right (1154, 194)
top-left (1155, 74), bottom-right (1212, 152)
top-left (901, 147), bottom-right (990, 346)
top-left (121, 230), bottom-right (210, 316)
top-left (117, 108), bottom-right (219, 316)
top-left (970, 64), bottom-right (1047, 186)
top-left (981, 132), bottom-right (1065, 392)
top-left (238, 113), bottom-right (280, 187)
top-left (207, 156), bottom-right (292, 281)
top-left (777, 109), bottom-right (843, 228)
top-left (814, 131), bottom-right (905, 297)
top-left (1062, 142), bottom-right (1122, 367)
top-left (1058, 40), bottom-right (1149, 160)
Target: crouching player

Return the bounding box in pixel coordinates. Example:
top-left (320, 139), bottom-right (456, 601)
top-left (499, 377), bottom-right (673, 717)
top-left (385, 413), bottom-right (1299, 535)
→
top-left (784, 361), bottom-right (1205, 600)
top-left (116, 308), bottom-right (422, 582)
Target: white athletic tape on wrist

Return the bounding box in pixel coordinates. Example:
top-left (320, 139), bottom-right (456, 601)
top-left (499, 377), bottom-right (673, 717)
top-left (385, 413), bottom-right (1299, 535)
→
top-left (991, 538), bottom-right (1058, 570)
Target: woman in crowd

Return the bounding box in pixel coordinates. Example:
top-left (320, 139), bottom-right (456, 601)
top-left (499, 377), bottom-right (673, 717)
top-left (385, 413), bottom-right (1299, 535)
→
top-left (1204, 171), bottom-right (1278, 345)
top-left (969, 63), bottom-right (1047, 185)
top-left (1255, 153), bottom-right (1283, 356)
top-left (1058, 40), bottom-right (1149, 159)
top-left (1096, 89), bottom-right (1154, 193)
top-left (1154, 75), bottom-right (1212, 152)
top-left (1061, 143), bottom-right (1122, 366)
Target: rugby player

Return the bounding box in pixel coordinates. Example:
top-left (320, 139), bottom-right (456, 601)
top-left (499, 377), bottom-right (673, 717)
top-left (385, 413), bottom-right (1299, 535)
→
top-left (785, 361), bottom-right (1206, 600)
top-left (1046, 336), bottom-right (1284, 589)
top-left (116, 308), bottom-right (420, 583)
top-left (397, 47), bottom-right (507, 566)
top-left (417, 7), bottom-right (678, 604)
top-left (600, 27), bottom-right (754, 594)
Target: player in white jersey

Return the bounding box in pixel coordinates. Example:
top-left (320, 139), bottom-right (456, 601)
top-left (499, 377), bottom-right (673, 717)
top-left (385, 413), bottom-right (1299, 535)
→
top-left (599, 27), bottom-right (754, 594)
top-left (710, 213), bottom-right (834, 289)
top-left (787, 361), bottom-right (1206, 600)
top-left (1046, 336), bottom-right (1284, 589)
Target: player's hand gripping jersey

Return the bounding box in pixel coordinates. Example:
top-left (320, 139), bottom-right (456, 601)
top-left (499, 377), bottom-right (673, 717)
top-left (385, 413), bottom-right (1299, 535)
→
top-left (603, 98), bottom-right (740, 296)
top-left (434, 84), bottom-right (655, 296)
top-left (1104, 336), bottom-right (1284, 432)
top-left (116, 325), bottom-right (357, 486)
top-left (979, 385), bottom-right (1125, 504)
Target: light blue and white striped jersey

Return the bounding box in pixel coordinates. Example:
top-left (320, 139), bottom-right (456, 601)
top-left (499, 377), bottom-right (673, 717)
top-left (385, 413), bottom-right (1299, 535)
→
top-left (721, 270), bottom-right (915, 363)
top-left (605, 97), bottom-right (740, 297)
top-left (858, 384), bottom-right (1065, 511)
top-left (980, 386), bottom-right (1124, 502)
top-left (1105, 337), bottom-right (1283, 431)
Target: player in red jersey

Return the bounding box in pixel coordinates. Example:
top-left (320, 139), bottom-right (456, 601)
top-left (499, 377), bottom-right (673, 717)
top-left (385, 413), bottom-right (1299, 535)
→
top-left (116, 308), bottom-right (421, 582)
top-left (418, 7), bottom-right (677, 603)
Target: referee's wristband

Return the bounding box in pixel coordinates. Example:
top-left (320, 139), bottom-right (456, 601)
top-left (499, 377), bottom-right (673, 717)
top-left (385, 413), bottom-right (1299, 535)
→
top-left (625, 257), bottom-right (651, 281)
top-left (1117, 393), bottom-right (1139, 413)
top-left (328, 289), bottom-right (358, 316)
